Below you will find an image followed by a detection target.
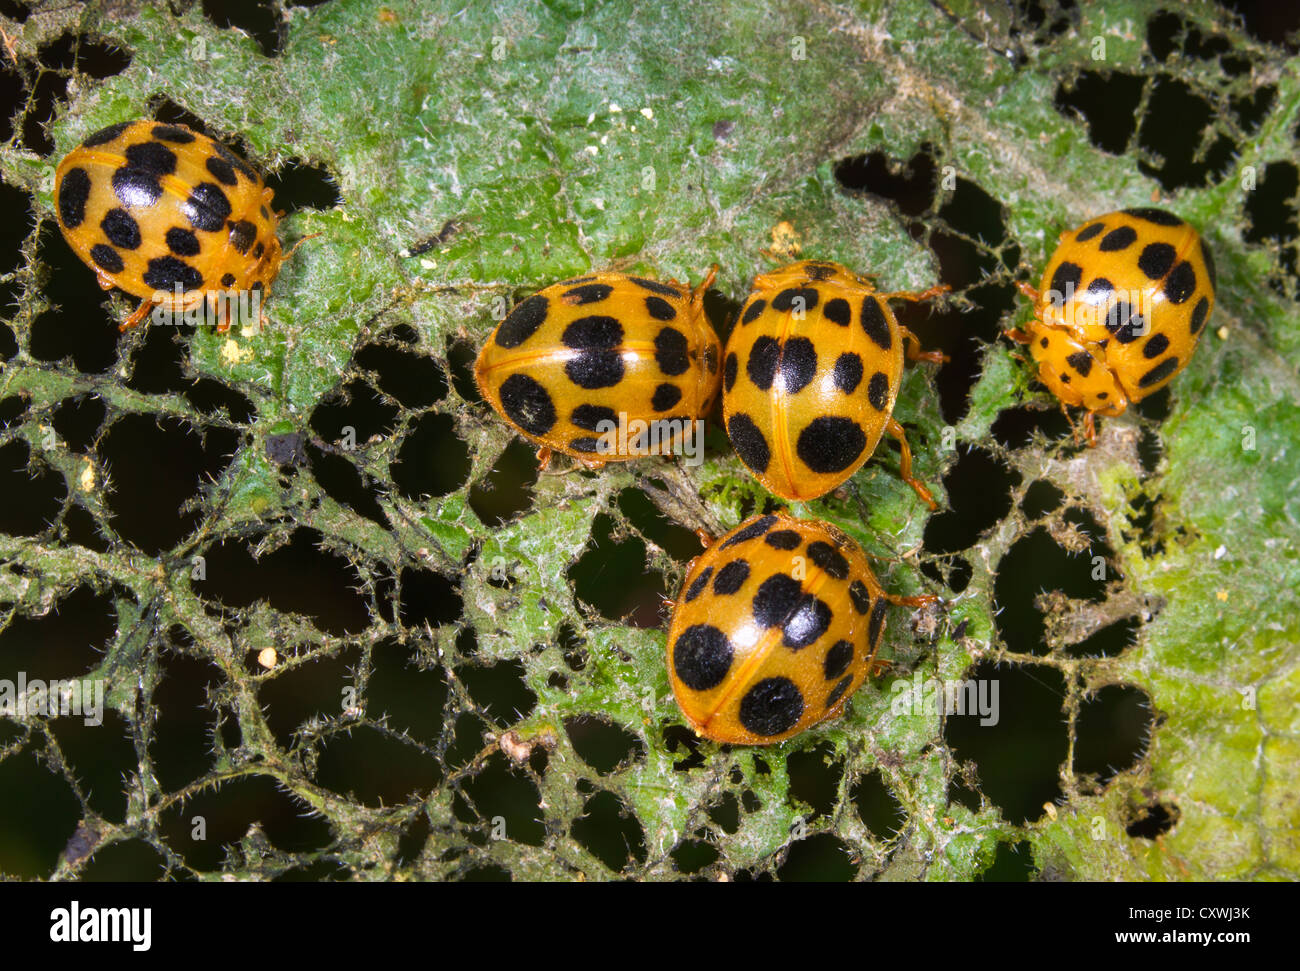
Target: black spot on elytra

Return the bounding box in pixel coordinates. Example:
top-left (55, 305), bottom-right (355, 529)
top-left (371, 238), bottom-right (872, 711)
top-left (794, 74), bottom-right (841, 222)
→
top-left (570, 403), bottom-right (617, 432)
top-left (772, 287), bottom-right (818, 313)
top-left (747, 336), bottom-right (780, 390)
top-left (673, 624), bottom-right (733, 691)
top-left (860, 296), bottom-right (891, 349)
top-left (1200, 239), bottom-right (1216, 290)
top-left (57, 167), bottom-right (91, 228)
top-left (724, 352), bottom-right (738, 391)
top-left (142, 255), bottom-right (203, 291)
top-left (498, 373), bottom-right (556, 435)
top-left (752, 573), bottom-right (802, 629)
top-left (867, 598), bottom-right (888, 647)
top-left (1049, 261), bottom-right (1083, 303)
top-left (212, 141), bottom-right (259, 183)
top-left (866, 371), bottom-right (890, 411)
top-left (712, 559), bottom-right (750, 595)
top-left (720, 515), bottom-right (777, 549)
top-left (90, 244), bottom-right (123, 274)
top-left (654, 327), bottom-right (689, 375)
top-left (566, 351), bottom-right (623, 389)
top-left (228, 219), bottom-right (257, 254)
top-left (1075, 222), bottom-right (1105, 242)
top-left (1105, 301), bottom-right (1143, 343)
top-left (824, 640), bottom-right (853, 680)
top-left (221, 273), bottom-right (236, 287)
top-left (685, 566), bottom-right (713, 602)
top-left (562, 317), bottom-right (624, 388)
top-left (728, 413), bottom-right (771, 474)
top-left (833, 352), bottom-right (863, 394)
top-left (651, 383), bottom-right (682, 411)
top-left (849, 580), bottom-right (871, 614)
top-left (823, 297), bottom-right (851, 326)
top-left (825, 675), bottom-right (852, 709)
top-left (100, 208), bottom-right (140, 249)
top-left (739, 678), bottom-right (804, 736)
top-left (629, 277), bottom-right (680, 298)
top-left (1138, 356), bottom-right (1179, 388)
top-left (1123, 207), bottom-right (1182, 226)
top-left (564, 283), bottom-right (613, 305)
top-left (1190, 297), bottom-right (1209, 334)
top-left (1087, 277), bottom-right (1114, 297)
top-left (764, 529), bottom-right (801, 550)
top-left (741, 298), bottom-right (766, 325)
top-left (779, 337), bottom-right (817, 394)
top-left (1163, 262), bottom-right (1196, 303)
top-left (645, 296), bottom-right (676, 320)
top-left (570, 437), bottom-right (601, 452)
top-left (1065, 351), bottom-right (1093, 376)
top-left (165, 227), bottom-right (201, 257)
top-left (807, 541), bottom-right (849, 580)
top-left (152, 124), bottom-right (195, 144)
top-left (123, 140), bottom-right (176, 176)
top-left (1098, 226), bottom-right (1137, 251)
top-left (182, 182), bottom-right (232, 232)
top-left (783, 593), bottom-right (832, 649)
top-left (111, 167), bottom-right (161, 208)
top-left (1137, 242), bottom-right (1176, 279)
top-left (205, 155), bottom-right (237, 186)
top-left (496, 295), bottom-right (548, 348)
top-left (1143, 333), bottom-right (1170, 359)
top-left (82, 122), bottom-right (130, 147)
top-left (797, 416), bottom-right (866, 474)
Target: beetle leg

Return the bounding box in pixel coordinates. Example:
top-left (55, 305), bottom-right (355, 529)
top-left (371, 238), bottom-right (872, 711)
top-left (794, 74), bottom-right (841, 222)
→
top-left (692, 262), bottom-right (719, 299)
top-left (885, 417), bottom-right (938, 511)
top-left (887, 282), bottom-right (951, 304)
top-left (899, 326), bottom-right (948, 364)
top-left (1004, 327), bottom-right (1033, 343)
top-left (283, 232), bottom-right (322, 261)
top-left (883, 591), bottom-right (941, 608)
top-left (535, 446), bottom-right (553, 471)
top-left (1016, 281), bottom-right (1040, 302)
top-left (119, 299), bottom-right (154, 331)
top-left (1083, 411), bottom-right (1097, 448)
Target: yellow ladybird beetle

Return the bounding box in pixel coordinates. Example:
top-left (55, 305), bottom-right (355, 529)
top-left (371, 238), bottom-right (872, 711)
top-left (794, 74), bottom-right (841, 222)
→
top-left (1008, 208), bottom-right (1216, 444)
top-left (666, 512), bottom-right (936, 745)
top-left (475, 267), bottom-right (722, 467)
top-left (54, 119), bottom-right (291, 332)
top-left (722, 261), bottom-right (949, 507)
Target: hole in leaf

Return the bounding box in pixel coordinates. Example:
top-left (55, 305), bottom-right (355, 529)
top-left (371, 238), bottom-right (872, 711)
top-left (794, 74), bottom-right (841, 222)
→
top-left (457, 658), bottom-right (537, 724)
top-left (100, 414), bottom-right (240, 554)
top-left (944, 660), bottom-right (1068, 824)
top-left (201, 0), bottom-right (285, 58)
top-left (460, 753), bottom-right (545, 847)
top-left (314, 725), bottom-right (442, 808)
top-left (1075, 684), bottom-right (1153, 784)
top-left (193, 529), bottom-right (372, 635)
top-left (571, 790), bottom-right (646, 873)
top-left (568, 513), bottom-right (668, 629)
top-left (777, 832), bottom-right (857, 881)
top-left (391, 412), bottom-right (472, 499)
top-left (265, 160), bottom-right (343, 214)
top-left (852, 770), bottom-right (906, 841)
top-left (565, 715), bottom-right (645, 776)
top-left (468, 440), bottom-right (538, 526)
